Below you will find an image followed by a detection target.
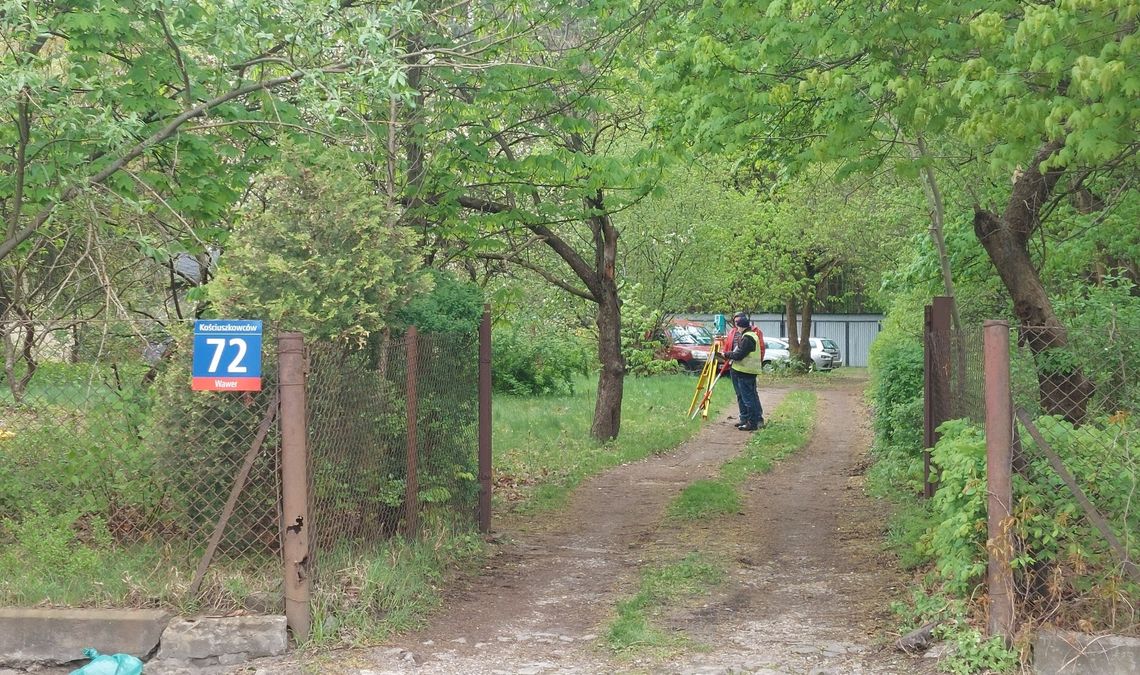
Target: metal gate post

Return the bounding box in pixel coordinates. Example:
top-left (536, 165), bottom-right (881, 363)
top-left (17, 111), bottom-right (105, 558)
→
top-left (278, 331), bottom-right (311, 640)
top-left (478, 305), bottom-right (492, 533)
top-left (405, 326), bottom-right (420, 536)
top-left (923, 296), bottom-right (952, 497)
top-left (983, 320), bottom-right (1015, 644)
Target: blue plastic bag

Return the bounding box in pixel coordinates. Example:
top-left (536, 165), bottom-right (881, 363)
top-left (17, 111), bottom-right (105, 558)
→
top-left (68, 648), bottom-right (144, 675)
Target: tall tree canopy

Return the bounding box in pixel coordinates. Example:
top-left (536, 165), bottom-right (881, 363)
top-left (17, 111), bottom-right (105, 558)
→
top-left (650, 0), bottom-right (1139, 418)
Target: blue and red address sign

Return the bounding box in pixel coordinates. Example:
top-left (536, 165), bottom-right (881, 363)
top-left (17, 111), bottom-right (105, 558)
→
top-left (191, 320), bottom-right (263, 391)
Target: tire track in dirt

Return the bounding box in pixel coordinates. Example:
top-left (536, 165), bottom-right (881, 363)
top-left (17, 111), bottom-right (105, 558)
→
top-left (655, 380), bottom-right (937, 675)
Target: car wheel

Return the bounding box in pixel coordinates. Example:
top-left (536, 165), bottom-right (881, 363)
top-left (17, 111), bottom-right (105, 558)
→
top-left (762, 360), bottom-right (773, 373)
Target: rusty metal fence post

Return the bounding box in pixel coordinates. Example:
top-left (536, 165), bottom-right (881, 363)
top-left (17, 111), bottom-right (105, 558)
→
top-left (923, 296), bottom-right (952, 497)
top-left (478, 305), bottom-right (492, 533)
top-left (983, 320), bottom-right (1015, 644)
top-left (405, 326), bottom-right (420, 536)
top-left (279, 331), bottom-right (311, 640)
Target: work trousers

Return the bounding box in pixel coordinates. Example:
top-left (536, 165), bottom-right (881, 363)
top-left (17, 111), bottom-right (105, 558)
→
top-left (730, 369), bottom-right (763, 427)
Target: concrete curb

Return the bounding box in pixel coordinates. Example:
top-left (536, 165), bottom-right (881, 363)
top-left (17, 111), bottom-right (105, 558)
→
top-left (0, 609), bottom-right (287, 671)
top-left (1034, 628), bottom-right (1140, 674)
top-left (0, 608), bottom-right (170, 667)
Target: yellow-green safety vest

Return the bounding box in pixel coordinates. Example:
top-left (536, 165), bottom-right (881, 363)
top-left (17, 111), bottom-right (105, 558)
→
top-left (731, 329), bottom-right (763, 374)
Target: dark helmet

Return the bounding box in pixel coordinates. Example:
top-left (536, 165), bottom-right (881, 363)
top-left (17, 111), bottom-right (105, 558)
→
top-left (733, 312), bottom-right (751, 328)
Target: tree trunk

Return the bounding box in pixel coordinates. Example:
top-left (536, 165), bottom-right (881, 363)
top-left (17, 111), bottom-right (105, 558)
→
top-left (590, 198), bottom-right (624, 441)
top-left (592, 283), bottom-right (624, 441)
top-left (785, 298), bottom-right (798, 351)
top-left (2, 320), bottom-right (35, 403)
top-left (799, 291), bottom-right (814, 366)
top-left (785, 297), bottom-right (810, 369)
top-left (973, 140), bottom-right (1093, 423)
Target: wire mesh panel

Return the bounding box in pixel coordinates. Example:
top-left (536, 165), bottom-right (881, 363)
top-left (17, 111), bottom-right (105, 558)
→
top-left (924, 321), bottom-right (986, 452)
top-left (947, 326), bottom-right (987, 424)
top-left (1009, 324), bottom-right (1140, 626)
top-left (306, 328), bottom-right (480, 583)
top-left (0, 318), bottom-right (280, 610)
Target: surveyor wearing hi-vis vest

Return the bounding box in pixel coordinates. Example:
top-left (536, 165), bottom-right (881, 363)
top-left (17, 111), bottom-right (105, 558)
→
top-left (723, 312), bottom-right (765, 431)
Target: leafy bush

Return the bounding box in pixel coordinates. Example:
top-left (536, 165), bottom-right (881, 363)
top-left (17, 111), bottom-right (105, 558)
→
top-left (868, 331), bottom-right (925, 450)
top-left (0, 503), bottom-right (113, 581)
top-left (1010, 414), bottom-right (1140, 624)
top-left (918, 413), bottom-right (1140, 630)
top-left (492, 329), bottom-right (592, 395)
top-left (0, 361), bottom-right (164, 529)
top-left (391, 270), bottom-right (485, 335)
top-left (621, 295), bottom-right (680, 377)
top-left (923, 419), bottom-right (989, 596)
top-left (892, 588), bottom-right (1017, 675)
top-left (210, 144), bottom-right (430, 341)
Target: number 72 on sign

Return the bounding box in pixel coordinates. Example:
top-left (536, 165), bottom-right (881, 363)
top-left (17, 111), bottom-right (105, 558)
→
top-left (192, 320), bottom-right (263, 391)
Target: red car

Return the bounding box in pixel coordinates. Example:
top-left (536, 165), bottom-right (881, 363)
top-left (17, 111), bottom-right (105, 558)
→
top-left (657, 320), bottom-right (715, 372)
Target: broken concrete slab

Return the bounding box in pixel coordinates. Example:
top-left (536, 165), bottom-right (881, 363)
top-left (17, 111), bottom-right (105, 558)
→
top-left (156, 616), bottom-right (287, 664)
top-left (1034, 628), bottom-right (1140, 675)
top-left (0, 608), bottom-right (170, 667)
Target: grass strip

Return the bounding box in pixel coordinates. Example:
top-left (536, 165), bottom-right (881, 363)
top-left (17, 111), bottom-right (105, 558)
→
top-left (307, 526), bottom-right (486, 646)
top-left (719, 390), bottom-right (817, 484)
top-left (669, 390), bottom-right (817, 521)
top-left (604, 552), bottom-right (725, 654)
top-left (495, 373), bottom-right (733, 512)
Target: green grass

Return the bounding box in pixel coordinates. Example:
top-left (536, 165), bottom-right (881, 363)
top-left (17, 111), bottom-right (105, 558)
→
top-left (664, 390), bottom-right (817, 523)
top-left (865, 437), bottom-right (936, 571)
top-left (668, 479), bottom-right (741, 520)
top-left (494, 373), bottom-right (733, 511)
top-left (605, 552), bottom-right (725, 654)
top-left (0, 361), bottom-right (143, 406)
top-left (308, 525), bottom-right (486, 646)
top-left (720, 390), bottom-right (816, 484)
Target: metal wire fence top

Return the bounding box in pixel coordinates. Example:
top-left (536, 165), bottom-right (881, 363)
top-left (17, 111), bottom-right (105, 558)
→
top-left (1013, 324), bottom-right (1138, 424)
top-left (936, 325), bottom-right (986, 425)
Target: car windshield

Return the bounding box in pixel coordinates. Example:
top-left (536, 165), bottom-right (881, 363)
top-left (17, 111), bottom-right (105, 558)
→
top-left (670, 325), bottom-right (713, 346)
top-left (822, 339), bottom-right (839, 350)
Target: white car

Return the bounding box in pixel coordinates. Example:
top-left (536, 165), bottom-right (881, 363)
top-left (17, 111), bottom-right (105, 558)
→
top-left (771, 337), bottom-right (841, 371)
top-left (761, 338), bottom-right (792, 371)
top-left (809, 337), bottom-right (843, 369)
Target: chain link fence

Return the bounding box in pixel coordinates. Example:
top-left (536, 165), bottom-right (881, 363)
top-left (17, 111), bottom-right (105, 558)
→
top-left (0, 317), bottom-right (486, 633)
top-left (1007, 324), bottom-right (1140, 626)
top-left (946, 326), bottom-right (986, 424)
top-left (305, 328), bottom-right (481, 635)
top-left (0, 318), bottom-right (281, 611)
top-left (923, 311), bottom-right (1140, 633)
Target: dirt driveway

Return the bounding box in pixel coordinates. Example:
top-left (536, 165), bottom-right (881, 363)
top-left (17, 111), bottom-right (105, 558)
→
top-left (247, 377), bottom-right (938, 675)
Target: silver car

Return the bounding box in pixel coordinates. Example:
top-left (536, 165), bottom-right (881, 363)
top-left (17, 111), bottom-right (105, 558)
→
top-left (809, 337), bottom-right (842, 369)
top-left (761, 338), bottom-right (791, 371)
top-left (773, 337), bottom-right (839, 371)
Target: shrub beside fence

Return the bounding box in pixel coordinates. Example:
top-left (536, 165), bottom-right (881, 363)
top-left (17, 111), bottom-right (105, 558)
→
top-left (0, 321), bottom-right (282, 609)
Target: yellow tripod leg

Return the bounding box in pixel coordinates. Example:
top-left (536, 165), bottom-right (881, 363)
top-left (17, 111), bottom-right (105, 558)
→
top-left (687, 352), bottom-right (716, 418)
top-left (700, 365), bottom-right (726, 419)
top-left (688, 343), bottom-right (720, 419)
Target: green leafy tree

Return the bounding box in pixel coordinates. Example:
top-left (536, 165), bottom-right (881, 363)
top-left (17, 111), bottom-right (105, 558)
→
top-left (392, 1), bottom-right (664, 440)
top-left (726, 167), bottom-right (916, 364)
top-left (617, 161), bottom-right (750, 316)
top-left (210, 146), bottom-right (428, 340)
